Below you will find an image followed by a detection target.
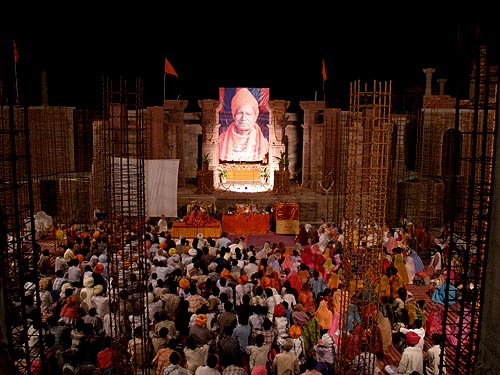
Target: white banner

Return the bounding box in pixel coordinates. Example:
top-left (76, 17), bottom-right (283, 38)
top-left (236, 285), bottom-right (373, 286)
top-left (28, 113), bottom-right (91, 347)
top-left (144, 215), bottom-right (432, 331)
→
top-left (145, 159), bottom-right (179, 218)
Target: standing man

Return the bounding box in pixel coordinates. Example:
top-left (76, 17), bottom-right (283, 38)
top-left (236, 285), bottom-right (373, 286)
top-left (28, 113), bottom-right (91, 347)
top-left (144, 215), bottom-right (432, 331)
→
top-left (424, 333), bottom-right (446, 375)
top-left (272, 339), bottom-right (300, 375)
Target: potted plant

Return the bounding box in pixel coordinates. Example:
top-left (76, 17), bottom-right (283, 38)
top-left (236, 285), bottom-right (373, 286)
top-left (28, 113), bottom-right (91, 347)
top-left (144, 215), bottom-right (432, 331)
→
top-left (201, 152), bottom-right (211, 171)
top-left (274, 151), bottom-right (289, 171)
top-left (260, 167), bottom-right (269, 183)
top-left (218, 166), bottom-right (228, 183)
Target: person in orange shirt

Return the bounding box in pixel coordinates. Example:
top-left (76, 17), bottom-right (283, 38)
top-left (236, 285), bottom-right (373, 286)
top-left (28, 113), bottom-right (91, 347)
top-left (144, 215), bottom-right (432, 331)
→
top-left (298, 283), bottom-right (316, 314)
top-left (184, 206), bottom-right (205, 226)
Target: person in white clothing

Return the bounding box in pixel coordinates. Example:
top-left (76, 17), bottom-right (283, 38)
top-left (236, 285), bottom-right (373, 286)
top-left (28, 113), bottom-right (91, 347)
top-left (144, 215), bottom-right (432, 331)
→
top-left (399, 319), bottom-right (425, 350)
top-left (385, 331), bottom-right (423, 375)
top-left (158, 214), bottom-right (169, 234)
top-left (424, 333), bottom-right (446, 375)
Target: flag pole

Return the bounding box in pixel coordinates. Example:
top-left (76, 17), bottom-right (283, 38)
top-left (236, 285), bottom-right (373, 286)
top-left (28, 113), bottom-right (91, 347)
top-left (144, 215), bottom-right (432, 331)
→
top-left (14, 61), bottom-right (19, 105)
top-left (13, 40), bottom-right (19, 105)
top-left (163, 72), bottom-right (166, 102)
top-left (323, 79), bottom-right (326, 103)
top-left (321, 58), bottom-right (327, 104)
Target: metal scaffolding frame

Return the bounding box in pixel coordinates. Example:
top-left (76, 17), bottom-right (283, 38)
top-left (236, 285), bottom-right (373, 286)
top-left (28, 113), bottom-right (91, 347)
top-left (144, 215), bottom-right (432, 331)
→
top-left (1, 51), bottom-right (44, 373)
top-left (334, 80), bottom-right (392, 373)
top-left (99, 77), bottom-right (149, 375)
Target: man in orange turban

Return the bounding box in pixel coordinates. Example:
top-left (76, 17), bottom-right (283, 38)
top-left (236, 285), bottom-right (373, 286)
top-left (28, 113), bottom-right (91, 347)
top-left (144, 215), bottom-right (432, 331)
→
top-left (179, 277), bottom-right (190, 289)
top-left (219, 88), bottom-right (269, 162)
top-left (260, 276), bottom-right (271, 289)
top-left (195, 314), bottom-right (208, 326)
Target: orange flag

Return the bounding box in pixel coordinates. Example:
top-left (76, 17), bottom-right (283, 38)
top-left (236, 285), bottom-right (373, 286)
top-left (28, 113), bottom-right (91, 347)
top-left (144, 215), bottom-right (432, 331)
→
top-left (13, 40), bottom-right (19, 63)
top-left (165, 57), bottom-right (178, 78)
top-left (322, 58), bottom-right (327, 81)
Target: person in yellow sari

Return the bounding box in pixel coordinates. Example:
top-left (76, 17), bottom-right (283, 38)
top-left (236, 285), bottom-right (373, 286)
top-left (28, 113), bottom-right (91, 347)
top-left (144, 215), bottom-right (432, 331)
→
top-left (315, 300), bottom-right (333, 335)
top-left (376, 310), bottom-right (393, 355)
top-left (394, 250), bottom-right (409, 286)
top-left (333, 284), bottom-right (349, 314)
top-left (326, 271), bottom-right (341, 291)
top-left (389, 266), bottom-right (404, 299)
top-left (378, 266), bottom-right (392, 302)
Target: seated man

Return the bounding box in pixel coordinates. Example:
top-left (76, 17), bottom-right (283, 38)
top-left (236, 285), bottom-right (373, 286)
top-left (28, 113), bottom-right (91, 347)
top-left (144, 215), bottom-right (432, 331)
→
top-left (183, 205), bottom-right (205, 226)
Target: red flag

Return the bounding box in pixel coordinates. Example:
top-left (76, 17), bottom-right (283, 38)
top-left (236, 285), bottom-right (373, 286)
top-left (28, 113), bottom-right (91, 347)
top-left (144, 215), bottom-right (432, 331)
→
top-left (322, 58), bottom-right (327, 81)
top-left (13, 40), bottom-right (19, 63)
top-left (165, 57), bottom-right (178, 78)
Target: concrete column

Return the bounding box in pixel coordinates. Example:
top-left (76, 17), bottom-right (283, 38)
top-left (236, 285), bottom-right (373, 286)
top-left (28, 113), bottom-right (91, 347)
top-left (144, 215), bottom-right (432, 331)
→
top-left (438, 79), bottom-right (447, 95)
top-left (423, 68), bottom-right (435, 96)
top-left (286, 119), bottom-right (300, 175)
top-left (198, 99), bottom-right (221, 167)
top-left (267, 100), bottom-right (290, 171)
top-left (299, 101), bottom-right (325, 187)
top-left (164, 100), bottom-right (189, 186)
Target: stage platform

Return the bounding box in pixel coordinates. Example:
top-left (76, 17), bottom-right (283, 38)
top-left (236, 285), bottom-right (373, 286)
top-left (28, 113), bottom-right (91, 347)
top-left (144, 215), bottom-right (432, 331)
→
top-left (176, 181), bottom-right (330, 226)
top-left (171, 222), bottom-right (222, 239)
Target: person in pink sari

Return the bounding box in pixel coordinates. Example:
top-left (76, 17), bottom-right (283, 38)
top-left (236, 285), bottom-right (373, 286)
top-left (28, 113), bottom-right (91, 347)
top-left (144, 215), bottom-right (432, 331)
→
top-left (448, 302), bottom-right (471, 348)
top-left (281, 254), bottom-right (296, 273)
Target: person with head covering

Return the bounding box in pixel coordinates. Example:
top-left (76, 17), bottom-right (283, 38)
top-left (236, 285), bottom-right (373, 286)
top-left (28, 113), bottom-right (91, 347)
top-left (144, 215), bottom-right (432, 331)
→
top-left (92, 263), bottom-right (107, 294)
top-left (295, 224), bottom-right (310, 247)
top-left (393, 249), bottom-right (409, 286)
top-left (298, 282), bottom-right (316, 314)
top-left (384, 331), bottom-right (423, 375)
top-left (277, 325), bottom-right (305, 368)
top-left (281, 254), bottom-right (296, 274)
top-left (313, 333), bottom-right (336, 369)
top-left (309, 269), bottom-right (327, 301)
top-left (234, 274), bottom-right (249, 307)
top-left (315, 300), bottom-right (333, 335)
top-left (60, 295), bottom-right (78, 326)
top-left (399, 318), bottom-right (425, 350)
top-left (91, 283), bottom-right (109, 320)
top-left (97, 253), bottom-right (108, 278)
top-left (80, 276), bottom-right (95, 315)
top-left (38, 278), bottom-right (54, 314)
top-left (291, 303), bottom-right (309, 327)
top-left (219, 88), bottom-right (269, 162)
top-left (267, 254), bottom-right (281, 273)
top-left (273, 303), bottom-right (289, 339)
top-left (188, 313), bottom-right (212, 348)
top-left (54, 246), bottom-right (68, 274)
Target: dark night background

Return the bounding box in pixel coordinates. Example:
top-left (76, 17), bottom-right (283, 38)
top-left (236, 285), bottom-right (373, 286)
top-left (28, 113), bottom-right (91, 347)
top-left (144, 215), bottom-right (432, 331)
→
top-left (4, 6), bottom-right (499, 111)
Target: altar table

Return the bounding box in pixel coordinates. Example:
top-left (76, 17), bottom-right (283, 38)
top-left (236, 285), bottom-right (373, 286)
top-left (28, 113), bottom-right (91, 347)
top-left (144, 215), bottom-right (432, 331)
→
top-left (222, 213), bottom-right (270, 234)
